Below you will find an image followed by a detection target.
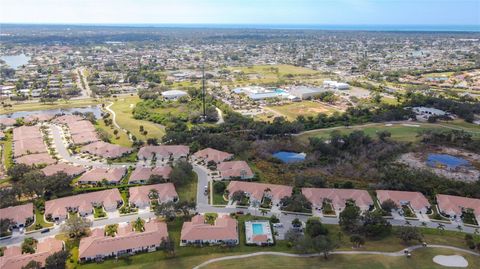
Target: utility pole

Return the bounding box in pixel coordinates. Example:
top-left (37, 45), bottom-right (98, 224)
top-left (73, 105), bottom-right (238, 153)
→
top-left (202, 61), bottom-right (206, 119)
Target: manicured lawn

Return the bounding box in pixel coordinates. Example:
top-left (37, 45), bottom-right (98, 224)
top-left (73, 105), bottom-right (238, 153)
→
top-left (267, 101), bottom-right (338, 121)
top-left (95, 119), bottom-right (131, 147)
top-left (0, 130), bottom-right (13, 173)
top-left (177, 175), bottom-right (198, 203)
top-left (26, 208), bottom-right (53, 232)
top-left (201, 248), bottom-right (480, 269)
top-left (0, 98), bottom-right (102, 113)
top-left (109, 96), bottom-right (165, 140)
top-left (297, 121), bottom-right (480, 144)
top-left (94, 206), bottom-right (107, 219)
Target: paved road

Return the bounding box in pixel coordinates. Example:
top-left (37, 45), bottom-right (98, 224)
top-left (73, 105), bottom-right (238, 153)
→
top-left (50, 124), bottom-right (130, 168)
top-left (194, 164), bottom-right (209, 206)
top-left (193, 244), bottom-right (480, 269)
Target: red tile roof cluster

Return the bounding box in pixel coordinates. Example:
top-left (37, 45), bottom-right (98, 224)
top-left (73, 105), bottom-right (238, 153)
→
top-left (181, 215), bottom-right (238, 243)
top-left (227, 181), bottom-right (292, 202)
top-left (376, 190), bottom-right (431, 211)
top-left (0, 237), bottom-right (63, 269)
top-left (41, 163), bottom-right (86, 177)
top-left (137, 145), bottom-right (189, 160)
top-left (77, 167), bottom-right (127, 184)
top-left (129, 183), bottom-right (178, 207)
top-left (45, 189), bottom-right (122, 219)
top-left (217, 161), bottom-right (254, 179)
top-left (81, 141), bottom-right (132, 159)
top-left (129, 166), bottom-right (172, 183)
top-left (12, 126), bottom-right (50, 158)
top-left (436, 194), bottom-right (480, 219)
top-left (52, 115), bottom-right (83, 125)
top-left (78, 221), bottom-right (168, 260)
top-left (193, 148), bottom-right (233, 163)
top-left (54, 115), bottom-right (99, 145)
top-left (302, 188), bottom-right (373, 211)
top-left (0, 203), bottom-right (33, 225)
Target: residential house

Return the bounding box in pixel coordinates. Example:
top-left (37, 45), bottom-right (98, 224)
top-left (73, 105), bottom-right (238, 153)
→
top-left (137, 145), bottom-right (189, 162)
top-left (227, 181), bottom-right (292, 207)
top-left (78, 221), bottom-right (168, 262)
top-left (41, 163), bottom-right (86, 177)
top-left (302, 188), bottom-right (373, 213)
top-left (81, 141), bottom-right (132, 159)
top-left (45, 189), bottom-right (123, 220)
top-left (436, 194), bottom-right (480, 223)
top-left (0, 238), bottom-right (64, 269)
top-left (193, 148), bottom-right (233, 164)
top-left (376, 190), bottom-right (431, 214)
top-left (128, 166), bottom-right (172, 184)
top-left (217, 161), bottom-right (254, 180)
top-left (0, 203), bottom-right (34, 228)
top-left (180, 215), bottom-right (238, 246)
top-left (129, 183), bottom-right (178, 208)
top-left (77, 167), bottom-right (127, 185)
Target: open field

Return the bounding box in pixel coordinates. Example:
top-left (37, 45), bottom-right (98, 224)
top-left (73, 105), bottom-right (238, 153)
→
top-left (266, 101), bottom-right (340, 121)
top-left (0, 98), bottom-right (102, 114)
top-left (229, 64), bottom-right (319, 76)
top-left (109, 96), bottom-right (166, 140)
top-left (296, 121), bottom-right (480, 144)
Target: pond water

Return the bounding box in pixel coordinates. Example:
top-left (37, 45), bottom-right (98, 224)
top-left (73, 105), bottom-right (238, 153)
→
top-left (273, 151), bottom-right (306, 163)
top-left (426, 154), bottom-right (470, 169)
top-left (0, 105), bottom-right (103, 119)
top-left (1, 54), bottom-right (31, 69)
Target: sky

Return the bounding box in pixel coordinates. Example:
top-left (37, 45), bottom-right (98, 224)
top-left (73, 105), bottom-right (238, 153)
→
top-left (0, 0), bottom-right (479, 26)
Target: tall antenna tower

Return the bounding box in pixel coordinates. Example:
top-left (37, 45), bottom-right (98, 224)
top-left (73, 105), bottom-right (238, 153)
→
top-left (202, 61), bottom-right (206, 118)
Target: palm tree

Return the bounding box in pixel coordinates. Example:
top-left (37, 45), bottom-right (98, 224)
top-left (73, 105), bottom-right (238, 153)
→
top-left (133, 217), bottom-right (145, 232)
top-left (105, 224), bottom-right (117, 237)
top-left (149, 189), bottom-right (159, 200)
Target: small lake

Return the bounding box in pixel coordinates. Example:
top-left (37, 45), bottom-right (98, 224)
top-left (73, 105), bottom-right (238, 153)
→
top-left (0, 105), bottom-right (103, 119)
top-left (1, 54), bottom-right (31, 69)
top-left (273, 151), bottom-right (306, 163)
top-left (426, 154), bottom-right (470, 169)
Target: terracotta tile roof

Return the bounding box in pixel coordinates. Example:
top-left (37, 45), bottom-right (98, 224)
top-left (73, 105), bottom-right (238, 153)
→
top-left (436, 194), bottom-right (480, 218)
top-left (227, 181), bottom-right (292, 202)
top-left (0, 118), bottom-right (16, 126)
top-left (376, 190), bottom-right (431, 211)
top-left (302, 188), bottom-right (373, 210)
top-left (24, 113), bottom-right (54, 123)
top-left (129, 166), bottom-right (172, 183)
top-left (67, 120), bottom-right (96, 135)
top-left (52, 114), bottom-right (83, 125)
top-left (13, 126), bottom-right (42, 141)
top-left (13, 138), bottom-right (47, 157)
top-left (45, 189), bottom-right (122, 219)
top-left (181, 215), bottom-right (238, 242)
top-left (217, 161), bottom-right (254, 179)
top-left (137, 145), bottom-right (189, 160)
top-left (15, 153), bottom-right (56, 166)
top-left (129, 183), bottom-right (178, 206)
top-left (193, 148), bottom-right (233, 163)
top-left (0, 237), bottom-right (63, 269)
top-left (0, 203), bottom-right (33, 224)
top-left (41, 163), bottom-right (86, 177)
top-left (81, 141), bottom-right (132, 159)
top-left (71, 132), bottom-right (99, 145)
top-left (77, 167), bottom-right (126, 184)
top-left (78, 221), bottom-right (168, 260)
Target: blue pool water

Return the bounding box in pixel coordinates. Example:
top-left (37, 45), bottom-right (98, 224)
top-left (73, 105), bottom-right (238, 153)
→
top-left (426, 154), bottom-right (470, 169)
top-left (273, 151), bottom-right (306, 163)
top-left (252, 223), bottom-right (264, 235)
top-left (275, 89), bottom-right (287, 94)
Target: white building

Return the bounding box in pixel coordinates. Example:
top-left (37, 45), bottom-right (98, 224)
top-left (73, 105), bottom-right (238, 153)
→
top-left (289, 86), bottom-right (329, 100)
top-left (323, 80), bottom-right (350, 90)
top-left (161, 90), bottom-right (188, 100)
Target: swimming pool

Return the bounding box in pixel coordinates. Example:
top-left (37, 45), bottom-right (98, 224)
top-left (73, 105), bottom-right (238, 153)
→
top-left (252, 223), bottom-right (264, 235)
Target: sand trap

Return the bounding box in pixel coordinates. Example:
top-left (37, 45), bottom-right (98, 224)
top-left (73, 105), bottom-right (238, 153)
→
top-left (433, 255), bottom-right (468, 267)
top-left (402, 124), bottom-right (420, 127)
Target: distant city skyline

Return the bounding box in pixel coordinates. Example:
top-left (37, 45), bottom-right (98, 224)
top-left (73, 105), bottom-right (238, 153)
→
top-left (0, 0), bottom-right (479, 26)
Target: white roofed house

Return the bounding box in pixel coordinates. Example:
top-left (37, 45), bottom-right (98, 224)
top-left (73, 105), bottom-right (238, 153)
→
top-left (161, 90), bottom-right (188, 100)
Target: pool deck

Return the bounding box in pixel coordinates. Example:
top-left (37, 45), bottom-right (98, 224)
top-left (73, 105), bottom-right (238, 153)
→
top-left (245, 220), bottom-right (274, 245)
